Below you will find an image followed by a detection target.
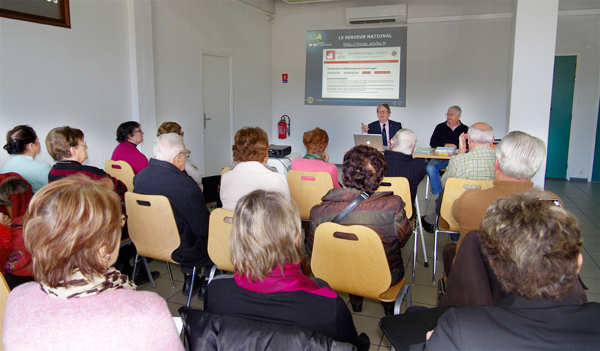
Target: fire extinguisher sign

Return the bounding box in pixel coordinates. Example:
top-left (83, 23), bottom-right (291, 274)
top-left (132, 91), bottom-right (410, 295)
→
top-left (282, 74), bottom-right (288, 83)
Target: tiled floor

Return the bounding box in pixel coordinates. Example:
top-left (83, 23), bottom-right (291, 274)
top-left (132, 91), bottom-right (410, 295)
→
top-left (138, 178), bottom-right (600, 350)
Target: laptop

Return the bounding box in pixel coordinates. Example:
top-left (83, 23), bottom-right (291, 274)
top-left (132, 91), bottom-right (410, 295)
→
top-left (354, 133), bottom-right (386, 151)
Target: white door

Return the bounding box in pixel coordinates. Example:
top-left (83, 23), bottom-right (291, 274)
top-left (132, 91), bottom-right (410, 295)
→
top-left (202, 53), bottom-right (232, 177)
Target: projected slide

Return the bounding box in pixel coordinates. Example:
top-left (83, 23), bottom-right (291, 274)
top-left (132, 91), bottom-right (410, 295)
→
top-left (305, 28), bottom-right (407, 106)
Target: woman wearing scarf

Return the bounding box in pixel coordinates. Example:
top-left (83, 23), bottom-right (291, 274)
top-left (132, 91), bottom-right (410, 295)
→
top-left (3, 174), bottom-right (183, 351)
top-left (204, 190), bottom-right (369, 350)
top-left (291, 127), bottom-right (341, 188)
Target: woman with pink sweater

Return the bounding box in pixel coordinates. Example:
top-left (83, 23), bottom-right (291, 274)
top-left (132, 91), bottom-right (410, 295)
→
top-left (291, 128), bottom-right (340, 188)
top-left (3, 174), bottom-right (183, 351)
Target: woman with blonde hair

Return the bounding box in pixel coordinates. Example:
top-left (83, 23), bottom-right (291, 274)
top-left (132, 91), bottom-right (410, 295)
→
top-left (220, 127), bottom-right (290, 211)
top-left (3, 174), bottom-right (184, 350)
top-left (204, 190), bottom-right (369, 350)
top-left (291, 127), bottom-right (340, 188)
top-left (156, 121), bottom-right (203, 189)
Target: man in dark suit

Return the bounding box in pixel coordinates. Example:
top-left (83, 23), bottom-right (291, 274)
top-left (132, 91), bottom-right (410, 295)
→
top-left (412, 189), bottom-right (599, 350)
top-left (361, 103), bottom-right (402, 147)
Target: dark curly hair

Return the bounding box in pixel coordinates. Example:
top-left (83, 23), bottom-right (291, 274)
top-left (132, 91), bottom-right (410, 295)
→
top-left (479, 188), bottom-right (582, 300)
top-left (232, 127), bottom-right (269, 162)
top-left (342, 145), bottom-right (387, 193)
top-left (4, 125), bottom-right (37, 155)
top-left (303, 128), bottom-right (329, 155)
top-left (116, 121), bottom-right (141, 143)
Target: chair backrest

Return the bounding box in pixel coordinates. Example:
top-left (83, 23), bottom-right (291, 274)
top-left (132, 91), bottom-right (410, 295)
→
top-left (287, 170), bottom-right (334, 220)
top-left (221, 167), bottom-right (229, 176)
top-left (440, 178), bottom-right (495, 231)
top-left (376, 176), bottom-right (412, 219)
top-left (124, 192), bottom-right (181, 264)
top-left (208, 208), bottom-right (235, 273)
top-left (311, 222), bottom-right (391, 300)
top-left (0, 274), bottom-right (10, 351)
top-left (105, 160), bottom-right (135, 192)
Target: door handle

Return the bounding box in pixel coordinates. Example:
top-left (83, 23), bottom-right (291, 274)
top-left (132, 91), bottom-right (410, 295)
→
top-left (204, 113), bottom-right (212, 129)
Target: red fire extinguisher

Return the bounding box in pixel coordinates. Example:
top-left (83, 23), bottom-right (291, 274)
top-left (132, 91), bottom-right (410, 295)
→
top-left (278, 115), bottom-right (290, 139)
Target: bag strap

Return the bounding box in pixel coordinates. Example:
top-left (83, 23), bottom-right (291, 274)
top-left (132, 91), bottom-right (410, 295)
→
top-left (331, 191), bottom-right (370, 223)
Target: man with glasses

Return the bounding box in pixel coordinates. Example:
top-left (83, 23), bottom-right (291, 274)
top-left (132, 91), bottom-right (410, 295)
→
top-left (361, 103), bottom-right (402, 147)
top-left (111, 121), bottom-right (149, 174)
top-left (133, 133), bottom-right (213, 298)
top-left (425, 106), bottom-right (469, 198)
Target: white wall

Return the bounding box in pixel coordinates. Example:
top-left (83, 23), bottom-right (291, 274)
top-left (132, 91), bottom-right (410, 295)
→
top-left (271, 1), bottom-right (600, 182)
top-left (272, 1), bottom-right (512, 165)
top-left (151, 0), bottom-right (272, 174)
top-left (0, 0), bottom-right (132, 168)
top-left (0, 0), bottom-right (273, 177)
top-left (555, 13), bottom-right (600, 180)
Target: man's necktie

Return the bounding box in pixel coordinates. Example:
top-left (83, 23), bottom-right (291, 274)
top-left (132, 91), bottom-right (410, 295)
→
top-left (382, 123), bottom-right (387, 146)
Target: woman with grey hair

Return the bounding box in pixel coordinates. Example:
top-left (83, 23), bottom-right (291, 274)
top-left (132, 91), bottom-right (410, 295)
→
top-left (204, 190), bottom-right (369, 350)
top-left (384, 129), bottom-right (426, 211)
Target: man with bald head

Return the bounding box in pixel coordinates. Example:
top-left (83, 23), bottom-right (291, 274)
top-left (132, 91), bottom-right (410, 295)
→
top-left (422, 123), bottom-right (496, 232)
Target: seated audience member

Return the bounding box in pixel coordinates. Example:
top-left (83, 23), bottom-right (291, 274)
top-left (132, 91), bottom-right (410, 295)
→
top-left (415, 189), bottom-right (599, 350)
top-left (46, 126), bottom-right (126, 201)
top-left (2, 125), bottom-right (51, 193)
top-left (443, 130), bottom-right (547, 273)
top-left (384, 129), bottom-right (427, 214)
top-left (291, 127), bottom-right (340, 188)
top-left (421, 122), bottom-right (495, 232)
top-left (204, 190), bottom-right (370, 351)
top-left (3, 175), bottom-right (184, 351)
top-left (308, 145), bottom-right (412, 315)
top-left (157, 122), bottom-right (203, 190)
top-left (134, 133), bottom-right (213, 297)
top-left (111, 121), bottom-right (149, 174)
top-left (220, 127), bottom-right (290, 211)
top-left (425, 106), bottom-right (468, 197)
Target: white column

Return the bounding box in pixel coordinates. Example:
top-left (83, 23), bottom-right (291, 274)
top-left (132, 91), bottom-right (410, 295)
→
top-left (127, 0), bottom-right (157, 158)
top-left (507, 0), bottom-right (559, 188)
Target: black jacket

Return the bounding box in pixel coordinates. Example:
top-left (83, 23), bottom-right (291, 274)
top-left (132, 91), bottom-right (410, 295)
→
top-left (133, 158), bottom-right (212, 267)
top-left (179, 307), bottom-right (356, 351)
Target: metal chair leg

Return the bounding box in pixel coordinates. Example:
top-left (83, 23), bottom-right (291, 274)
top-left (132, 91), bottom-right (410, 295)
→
top-left (412, 227), bottom-right (418, 285)
top-left (433, 227), bottom-right (439, 284)
top-left (425, 176), bottom-right (430, 200)
top-left (131, 253), bottom-right (139, 281)
top-left (166, 262), bottom-right (175, 288)
top-left (415, 197), bottom-right (428, 267)
top-left (393, 284), bottom-right (412, 315)
top-left (142, 257), bottom-right (155, 288)
top-left (186, 267), bottom-right (198, 307)
top-left (208, 265), bottom-right (218, 284)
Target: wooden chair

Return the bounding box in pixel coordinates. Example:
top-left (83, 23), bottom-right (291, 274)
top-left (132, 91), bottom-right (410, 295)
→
top-left (221, 167), bottom-right (229, 176)
top-left (207, 208), bottom-right (235, 283)
top-left (0, 274), bottom-right (10, 351)
top-left (376, 177), bottom-right (428, 285)
top-left (287, 170), bottom-right (334, 221)
top-left (311, 222), bottom-right (411, 315)
top-left (125, 192), bottom-right (199, 307)
top-left (105, 160), bottom-right (135, 192)
top-left (432, 178), bottom-right (494, 283)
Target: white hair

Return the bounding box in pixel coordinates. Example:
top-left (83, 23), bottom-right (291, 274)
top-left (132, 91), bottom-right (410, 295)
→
top-left (448, 105), bottom-right (462, 115)
top-left (153, 133), bottom-right (185, 162)
top-left (496, 131), bottom-right (546, 180)
top-left (468, 124), bottom-right (495, 144)
top-left (391, 129), bottom-right (417, 155)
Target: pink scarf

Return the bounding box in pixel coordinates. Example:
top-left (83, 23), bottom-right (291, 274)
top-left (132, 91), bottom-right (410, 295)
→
top-left (234, 263), bottom-right (337, 298)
